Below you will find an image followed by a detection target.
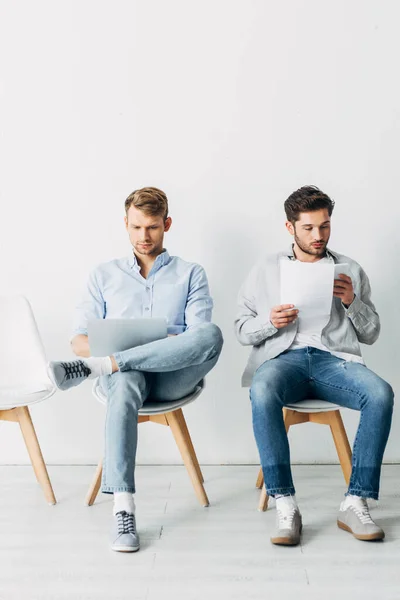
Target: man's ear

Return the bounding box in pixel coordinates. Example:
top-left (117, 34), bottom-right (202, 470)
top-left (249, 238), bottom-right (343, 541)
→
top-left (164, 217), bottom-right (172, 232)
top-left (285, 220), bottom-right (295, 236)
top-left (124, 215), bottom-right (128, 231)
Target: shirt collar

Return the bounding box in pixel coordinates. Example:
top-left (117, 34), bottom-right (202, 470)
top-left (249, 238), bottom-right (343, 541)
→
top-left (286, 244), bottom-right (338, 261)
top-left (129, 249), bottom-right (171, 271)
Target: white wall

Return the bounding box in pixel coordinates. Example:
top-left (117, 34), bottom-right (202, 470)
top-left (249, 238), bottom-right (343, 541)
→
top-left (1, 0), bottom-right (400, 466)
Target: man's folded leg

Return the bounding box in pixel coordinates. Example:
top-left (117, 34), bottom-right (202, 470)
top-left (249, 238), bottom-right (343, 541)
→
top-left (49, 322), bottom-right (223, 390)
top-left (150, 353), bottom-right (221, 401)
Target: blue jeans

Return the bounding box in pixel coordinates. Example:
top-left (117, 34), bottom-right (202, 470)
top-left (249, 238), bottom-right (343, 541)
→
top-left (100, 323), bottom-right (223, 494)
top-left (250, 347), bottom-right (394, 500)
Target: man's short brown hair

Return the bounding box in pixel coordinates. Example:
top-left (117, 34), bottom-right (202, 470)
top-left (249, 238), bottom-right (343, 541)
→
top-left (125, 187), bottom-right (169, 221)
top-left (284, 185), bottom-right (335, 224)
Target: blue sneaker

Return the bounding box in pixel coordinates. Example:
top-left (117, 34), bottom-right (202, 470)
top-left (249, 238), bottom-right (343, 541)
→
top-left (111, 511), bottom-right (140, 552)
top-left (48, 360), bottom-right (91, 391)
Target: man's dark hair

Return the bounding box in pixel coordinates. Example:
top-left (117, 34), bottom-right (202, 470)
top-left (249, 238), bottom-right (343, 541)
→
top-left (284, 186), bottom-right (335, 223)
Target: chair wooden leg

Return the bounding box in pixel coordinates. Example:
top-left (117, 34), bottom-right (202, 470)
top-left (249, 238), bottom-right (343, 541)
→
top-left (256, 467), bottom-right (269, 511)
top-left (166, 409), bottom-right (209, 507)
top-left (85, 459), bottom-right (103, 506)
top-left (15, 406), bottom-right (56, 505)
top-left (256, 468), bottom-right (264, 489)
top-left (258, 486), bottom-right (269, 511)
top-left (172, 409), bottom-right (204, 483)
top-left (327, 410), bottom-right (353, 484)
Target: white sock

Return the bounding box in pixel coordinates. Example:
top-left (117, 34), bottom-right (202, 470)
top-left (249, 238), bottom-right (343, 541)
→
top-left (341, 494), bottom-right (366, 509)
top-left (275, 494), bottom-right (298, 509)
top-left (113, 492), bottom-right (135, 515)
top-left (83, 356), bottom-right (113, 378)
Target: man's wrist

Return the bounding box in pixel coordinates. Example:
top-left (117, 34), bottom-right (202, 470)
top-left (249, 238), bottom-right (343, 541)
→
top-left (342, 294), bottom-right (356, 310)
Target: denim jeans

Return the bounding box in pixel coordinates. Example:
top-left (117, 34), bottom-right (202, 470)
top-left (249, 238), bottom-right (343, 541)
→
top-left (250, 347), bottom-right (394, 499)
top-left (100, 323), bottom-right (223, 494)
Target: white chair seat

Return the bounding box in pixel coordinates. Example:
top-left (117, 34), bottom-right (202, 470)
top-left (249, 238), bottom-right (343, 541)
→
top-left (93, 379), bottom-right (204, 415)
top-left (0, 385), bottom-right (55, 410)
top-left (286, 399), bottom-right (342, 413)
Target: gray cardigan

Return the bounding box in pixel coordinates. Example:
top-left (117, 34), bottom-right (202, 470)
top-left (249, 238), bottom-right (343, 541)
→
top-left (235, 247), bottom-right (380, 387)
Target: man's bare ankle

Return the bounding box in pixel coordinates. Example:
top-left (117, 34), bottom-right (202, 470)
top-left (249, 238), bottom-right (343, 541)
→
top-left (110, 356), bottom-right (119, 373)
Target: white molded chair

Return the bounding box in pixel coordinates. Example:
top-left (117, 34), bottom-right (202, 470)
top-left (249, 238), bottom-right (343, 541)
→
top-left (0, 296), bottom-right (56, 505)
top-left (256, 399), bottom-right (352, 511)
top-left (85, 378), bottom-right (209, 507)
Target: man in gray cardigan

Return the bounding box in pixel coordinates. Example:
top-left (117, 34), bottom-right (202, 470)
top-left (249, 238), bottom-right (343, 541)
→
top-left (235, 186), bottom-right (393, 546)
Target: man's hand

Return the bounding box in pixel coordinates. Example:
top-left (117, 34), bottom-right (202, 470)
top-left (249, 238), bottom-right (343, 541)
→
top-left (270, 304), bottom-right (299, 329)
top-left (333, 274), bottom-right (355, 307)
top-left (70, 334), bottom-right (91, 358)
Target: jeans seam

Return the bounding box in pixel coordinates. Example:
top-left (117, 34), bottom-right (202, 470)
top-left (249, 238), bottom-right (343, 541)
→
top-left (349, 409), bottom-right (362, 489)
top-left (267, 486), bottom-right (296, 496)
top-left (102, 375), bottom-right (112, 489)
top-left (347, 487), bottom-right (379, 500)
top-left (101, 486), bottom-right (136, 494)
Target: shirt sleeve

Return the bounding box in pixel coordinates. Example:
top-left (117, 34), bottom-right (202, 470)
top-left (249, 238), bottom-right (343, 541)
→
top-left (184, 264), bottom-right (213, 328)
top-left (71, 269), bottom-right (106, 339)
top-left (342, 266), bottom-right (380, 344)
top-left (234, 264), bottom-right (278, 346)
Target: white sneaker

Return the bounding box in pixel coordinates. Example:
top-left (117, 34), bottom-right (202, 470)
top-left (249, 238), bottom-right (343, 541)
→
top-left (270, 496), bottom-right (302, 546)
top-left (337, 496), bottom-right (384, 541)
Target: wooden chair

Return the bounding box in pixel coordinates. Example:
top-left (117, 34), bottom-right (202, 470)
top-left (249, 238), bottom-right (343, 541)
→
top-left (85, 379), bottom-right (209, 507)
top-left (256, 399), bottom-right (352, 511)
top-left (0, 296), bottom-right (57, 505)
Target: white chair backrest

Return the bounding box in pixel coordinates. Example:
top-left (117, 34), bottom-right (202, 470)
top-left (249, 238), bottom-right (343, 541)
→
top-left (0, 296), bottom-right (50, 390)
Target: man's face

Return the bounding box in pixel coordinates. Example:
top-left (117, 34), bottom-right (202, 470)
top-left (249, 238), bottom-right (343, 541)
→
top-left (286, 208), bottom-right (331, 257)
top-left (125, 205), bottom-right (172, 257)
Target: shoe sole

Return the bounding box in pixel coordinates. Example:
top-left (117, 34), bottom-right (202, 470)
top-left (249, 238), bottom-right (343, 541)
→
top-left (270, 536), bottom-right (300, 546)
top-left (271, 524), bottom-right (302, 546)
top-left (337, 520), bottom-right (385, 541)
top-left (111, 544), bottom-right (140, 552)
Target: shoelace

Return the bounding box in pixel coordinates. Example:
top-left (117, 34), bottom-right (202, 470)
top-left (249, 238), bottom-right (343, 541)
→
top-left (349, 498), bottom-right (375, 525)
top-left (276, 503), bottom-right (297, 528)
top-left (61, 360), bottom-right (91, 380)
top-left (116, 511), bottom-right (136, 535)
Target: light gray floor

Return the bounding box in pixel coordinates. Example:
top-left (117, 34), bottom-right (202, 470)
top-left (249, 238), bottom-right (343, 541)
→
top-left (1, 465), bottom-right (400, 600)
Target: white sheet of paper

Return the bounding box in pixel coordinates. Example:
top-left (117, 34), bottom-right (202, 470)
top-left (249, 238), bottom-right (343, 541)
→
top-left (280, 259), bottom-right (335, 334)
top-left (334, 263), bottom-right (351, 279)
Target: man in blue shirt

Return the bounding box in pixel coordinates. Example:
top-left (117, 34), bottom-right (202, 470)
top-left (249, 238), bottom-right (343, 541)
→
top-left (49, 187), bottom-right (223, 552)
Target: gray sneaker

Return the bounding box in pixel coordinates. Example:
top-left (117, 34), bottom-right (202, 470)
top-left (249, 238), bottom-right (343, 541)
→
top-left (48, 360), bottom-right (91, 391)
top-left (270, 496), bottom-right (302, 546)
top-left (337, 497), bottom-right (385, 541)
top-left (111, 511), bottom-right (140, 552)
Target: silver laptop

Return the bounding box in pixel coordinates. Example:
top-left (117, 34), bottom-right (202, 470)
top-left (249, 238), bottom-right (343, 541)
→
top-left (88, 318), bottom-right (168, 357)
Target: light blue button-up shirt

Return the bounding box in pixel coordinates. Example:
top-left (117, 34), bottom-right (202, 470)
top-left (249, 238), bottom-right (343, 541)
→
top-left (71, 250), bottom-right (213, 338)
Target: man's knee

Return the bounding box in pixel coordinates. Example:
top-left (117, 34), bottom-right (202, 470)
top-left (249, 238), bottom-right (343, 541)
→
top-left (370, 379), bottom-right (394, 414)
top-left (190, 322), bottom-right (224, 355)
top-left (107, 370), bottom-right (148, 409)
top-left (250, 369), bottom-right (283, 411)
